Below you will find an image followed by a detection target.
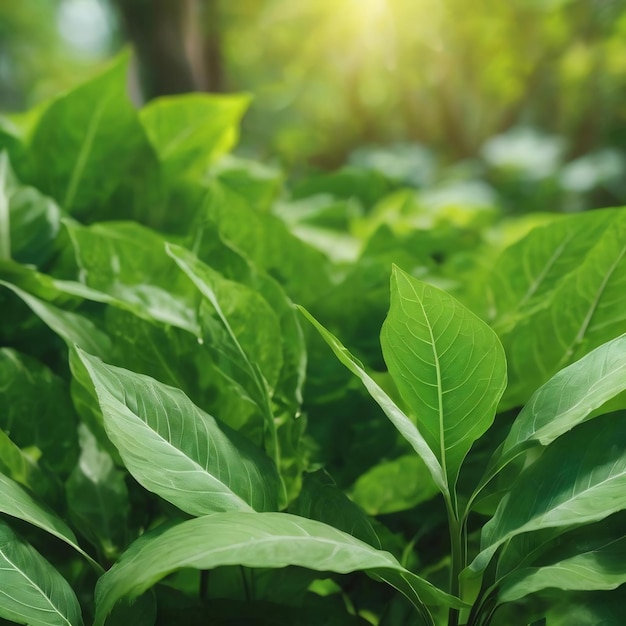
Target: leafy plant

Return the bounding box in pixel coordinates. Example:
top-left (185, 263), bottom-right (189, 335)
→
top-left (1, 55), bottom-right (626, 626)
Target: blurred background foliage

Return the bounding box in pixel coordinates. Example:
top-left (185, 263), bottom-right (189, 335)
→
top-left (2, 0), bottom-right (626, 212)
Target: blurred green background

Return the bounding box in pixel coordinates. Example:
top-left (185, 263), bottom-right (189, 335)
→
top-left (3, 0), bottom-right (626, 212)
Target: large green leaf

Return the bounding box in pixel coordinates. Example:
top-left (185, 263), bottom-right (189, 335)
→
top-left (470, 414), bottom-right (626, 574)
top-left (0, 472), bottom-right (98, 570)
top-left (298, 306), bottom-right (448, 498)
top-left (139, 93), bottom-right (249, 176)
top-left (0, 258), bottom-right (117, 309)
top-left (498, 535), bottom-right (626, 603)
top-left (487, 208), bottom-right (626, 408)
top-left (0, 520), bottom-right (84, 626)
top-left (25, 54), bottom-right (156, 217)
top-left (94, 512), bottom-right (463, 625)
top-left (381, 266), bottom-right (506, 493)
top-left (76, 349), bottom-right (281, 515)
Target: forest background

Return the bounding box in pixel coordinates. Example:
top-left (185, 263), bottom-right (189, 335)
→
top-left (3, 0), bottom-right (626, 215)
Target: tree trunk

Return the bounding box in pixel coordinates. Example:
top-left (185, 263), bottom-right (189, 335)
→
top-left (112, 0), bottom-right (224, 102)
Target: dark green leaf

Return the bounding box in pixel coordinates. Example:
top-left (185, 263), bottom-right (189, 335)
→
top-left (0, 348), bottom-right (78, 474)
top-left (0, 428), bottom-right (59, 502)
top-left (291, 469), bottom-right (380, 547)
top-left (0, 151), bottom-right (62, 266)
top-left (65, 425), bottom-right (130, 560)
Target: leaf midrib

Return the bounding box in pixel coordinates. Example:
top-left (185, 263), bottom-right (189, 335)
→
top-left (62, 91), bottom-right (111, 211)
top-left (101, 386), bottom-right (254, 511)
top-left (408, 282), bottom-right (447, 485)
top-left (492, 462), bottom-right (626, 547)
top-left (557, 241), bottom-right (626, 369)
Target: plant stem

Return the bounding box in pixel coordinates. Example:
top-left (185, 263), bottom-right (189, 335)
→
top-left (240, 566), bottom-right (251, 601)
top-left (446, 500), bottom-right (463, 626)
top-left (0, 153), bottom-right (11, 261)
top-left (199, 570), bottom-right (209, 600)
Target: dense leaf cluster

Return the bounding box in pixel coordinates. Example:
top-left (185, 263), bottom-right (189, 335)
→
top-left (1, 55), bottom-right (626, 625)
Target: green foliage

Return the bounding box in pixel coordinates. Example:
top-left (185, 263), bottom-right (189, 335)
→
top-left (1, 57), bottom-right (626, 626)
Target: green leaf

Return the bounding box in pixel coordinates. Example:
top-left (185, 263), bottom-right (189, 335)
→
top-left (0, 348), bottom-right (78, 474)
top-left (0, 428), bottom-right (59, 502)
top-left (498, 535), bottom-right (626, 603)
top-left (65, 221), bottom-right (199, 334)
top-left (65, 425), bottom-right (130, 560)
top-left (0, 472), bottom-right (99, 571)
top-left (104, 592), bottom-right (156, 626)
top-left (474, 334), bottom-right (626, 508)
top-left (76, 349), bottom-right (281, 515)
top-left (494, 511), bottom-right (626, 584)
top-left (381, 266), bottom-right (506, 493)
top-left (297, 306), bottom-right (448, 499)
top-left (542, 591), bottom-right (624, 625)
top-left (351, 455), bottom-right (439, 515)
top-left (139, 93), bottom-right (249, 176)
top-left (25, 54), bottom-right (156, 217)
top-left (167, 243), bottom-right (283, 392)
top-left (166, 243), bottom-right (281, 462)
top-left (470, 414), bottom-right (626, 574)
top-left (0, 281), bottom-right (111, 356)
top-left (200, 179), bottom-right (333, 308)
top-left (488, 211), bottom-right (615, 334)
top-left (0, 519), bottom-right (84, 626)
top-left (501, 333), bottom-right (626, 458)
top-left (488, 208), bottom-right (626, 408)
top-left (213, 155), bottom-right (282, 212)
top-left (94, 512), bottom-right (462, 625)
top-left (290, 469), bottom-right (380, 547)
top-left (186, 221), bottom-right (307, 495)
top-left (0, 151), bottom-right (62, 266)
